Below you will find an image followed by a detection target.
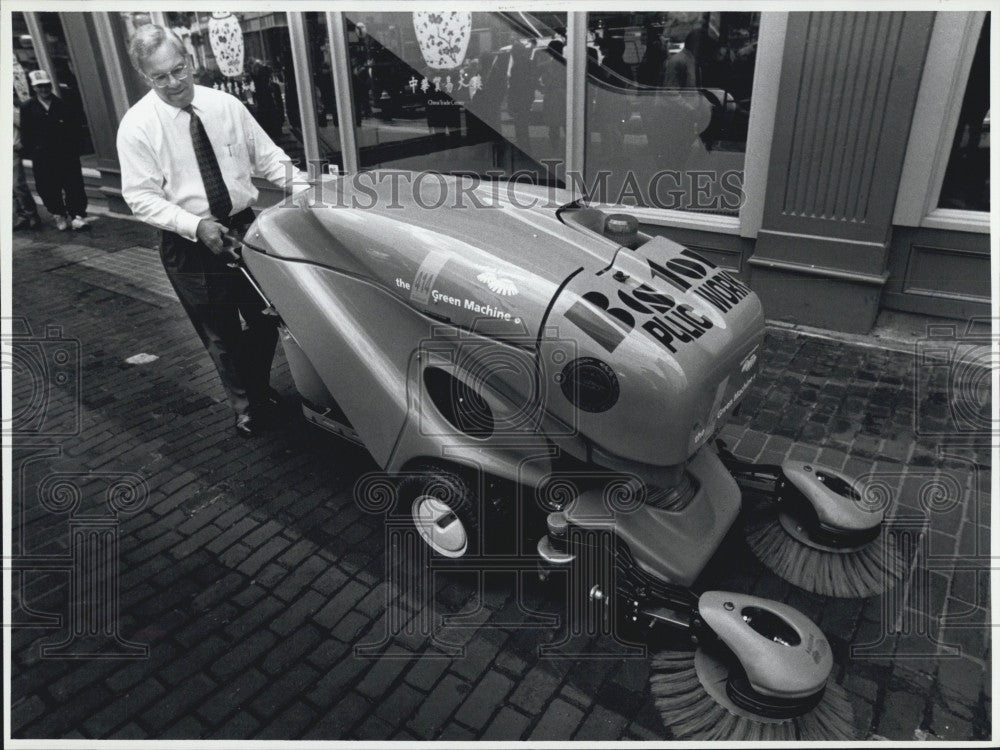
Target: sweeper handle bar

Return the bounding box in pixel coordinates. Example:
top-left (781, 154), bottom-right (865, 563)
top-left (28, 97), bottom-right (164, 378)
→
top-left (221, 234), bottom-right (280, 318)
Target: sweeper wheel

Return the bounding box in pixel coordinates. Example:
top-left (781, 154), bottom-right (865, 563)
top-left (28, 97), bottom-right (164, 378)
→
top-left (396, 464), bottom-right (480, 560)
top-left (744, 506), bottom-right (910, 598)
top-left (650, 644), bottom-right (857, 741)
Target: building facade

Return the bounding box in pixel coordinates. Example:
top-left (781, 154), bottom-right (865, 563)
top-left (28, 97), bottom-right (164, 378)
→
top-left (13, 9), bottom-right (990, 333)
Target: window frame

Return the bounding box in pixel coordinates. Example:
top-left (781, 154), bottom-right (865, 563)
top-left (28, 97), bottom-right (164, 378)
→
top-left (579, 11), bottom-right (788, 237)
top-left (893, 11), bottom-right (989, 234)
top-left (312, 8), bottom-right (788, 233)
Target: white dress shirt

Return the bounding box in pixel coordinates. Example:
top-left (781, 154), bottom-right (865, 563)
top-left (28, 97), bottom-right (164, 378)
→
top-left (117, 85), bottom-right (308, 241)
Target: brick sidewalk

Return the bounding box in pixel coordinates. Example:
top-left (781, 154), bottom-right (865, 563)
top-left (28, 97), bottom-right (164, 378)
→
top-left (7, 215), bottom-right (992, 741)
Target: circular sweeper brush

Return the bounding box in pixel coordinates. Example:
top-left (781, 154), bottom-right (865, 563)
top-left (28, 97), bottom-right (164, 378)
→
top-left (742, 461), bottom-right (908, 598)
top-left (745, 507), bottom-right (908, 599)
top-left (649, 591), bottom-right (857, 741)
top-left (650, 645), bottom-right (857, 741)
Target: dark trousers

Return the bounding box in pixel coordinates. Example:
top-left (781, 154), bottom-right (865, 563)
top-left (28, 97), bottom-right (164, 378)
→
top-left (14, 154), bottom-right (40, 220)
top-left (33, 153), bottom-right (87, 217)
top-left (160, 208), bottom-right (278, 417)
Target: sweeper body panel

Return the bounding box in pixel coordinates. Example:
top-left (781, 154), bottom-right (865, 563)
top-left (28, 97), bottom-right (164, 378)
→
top-left (234, 171), bottom-right (887, 739)
top-left (550, 448), bottom-right (742, 586)
top-left (243, 173), bottom-right (764, 494)
top-left (541, 234), bottom-right (764, 474)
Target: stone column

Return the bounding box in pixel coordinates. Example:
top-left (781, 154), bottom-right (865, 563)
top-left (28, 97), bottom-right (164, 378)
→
top-left (59, 13), bottom-right (145, 213)
top-left (748, 11), bottom-right (934, 333)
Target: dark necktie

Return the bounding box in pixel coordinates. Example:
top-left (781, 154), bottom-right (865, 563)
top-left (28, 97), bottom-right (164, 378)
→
top-left (183, 104), bottom-right (232, 223)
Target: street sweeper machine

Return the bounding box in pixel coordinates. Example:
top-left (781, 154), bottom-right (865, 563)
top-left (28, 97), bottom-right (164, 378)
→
top-left (232, 172), bottom-right (905, 740)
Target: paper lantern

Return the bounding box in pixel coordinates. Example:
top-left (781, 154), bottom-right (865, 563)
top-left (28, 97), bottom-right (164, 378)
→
top-left (208, 11), bottom-right (244, 77)
top-left (412, 12), bottom-right (471, 70)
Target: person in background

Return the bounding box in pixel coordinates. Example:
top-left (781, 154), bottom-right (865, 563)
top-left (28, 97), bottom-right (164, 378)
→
top-left (13, 90), bottom-right (42, 231)
top-left (662, 29), bottom-right (704, 88)
top-left (537, 40), bottom-right (566, 150)
top-left (600, 37), bottom-right (631, 83)
top-left (116, 25), bottom-right (308, 438)
top-left (351, 22), bottom-right (376, 125)
top-left (636, 24), bottom-right (668, 87)
top-left (505, 37), bottom-right (536, 152)
top-left (19, 69), bottom-right (90, 231)
top-left (249, 60), bottom-right (283, 140)
top-left (471, 49), bottom-right (505, 147)
top-left (317, 61), bottom-right (336, 124)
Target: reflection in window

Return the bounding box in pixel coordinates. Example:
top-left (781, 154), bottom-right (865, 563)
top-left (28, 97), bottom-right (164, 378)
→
top-left (585, 12), bottom-right (759, 214)
top-left (938, 15), bottom-right (989, 212)
top-left (344, 11), bottom-right (567, 185)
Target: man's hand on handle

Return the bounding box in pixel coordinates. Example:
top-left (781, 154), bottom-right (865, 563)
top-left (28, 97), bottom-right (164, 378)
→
top-left (196, 219), bottom-right (229, 255)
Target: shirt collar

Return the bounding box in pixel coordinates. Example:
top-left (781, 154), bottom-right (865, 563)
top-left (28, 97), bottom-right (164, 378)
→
top-left (150, 85), bottom-right (203, 120)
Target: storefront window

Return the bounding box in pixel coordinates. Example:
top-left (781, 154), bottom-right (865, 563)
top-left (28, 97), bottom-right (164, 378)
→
top-left (584, 11), bottom-right (759, 213)
top-left (938, 14), bottom-right (989, 212)
top-left (343, 11), bottom-right (568, 184)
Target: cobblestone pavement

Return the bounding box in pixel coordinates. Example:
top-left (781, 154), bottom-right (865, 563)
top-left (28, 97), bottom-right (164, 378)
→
top-left (7, 215), bottom-right (992, 741)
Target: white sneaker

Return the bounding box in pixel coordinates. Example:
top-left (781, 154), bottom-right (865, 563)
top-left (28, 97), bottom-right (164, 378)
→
top-left (70, 216), bottom-right (89, 230)
top-left (54, 215), bottom-right (69, 231)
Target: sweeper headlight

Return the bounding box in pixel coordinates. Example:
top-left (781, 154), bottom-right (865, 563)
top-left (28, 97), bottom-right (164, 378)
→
top-left (559, 357), bottom-right (620, 413)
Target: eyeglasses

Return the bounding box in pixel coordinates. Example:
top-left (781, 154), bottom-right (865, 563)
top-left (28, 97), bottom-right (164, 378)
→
top-left (146, 62), bottom-right (191, 88)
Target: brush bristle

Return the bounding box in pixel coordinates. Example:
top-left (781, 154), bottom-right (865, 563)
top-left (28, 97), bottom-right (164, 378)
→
top-left (745, 512), bottom-right (907, 598)
top-left (650, 650), bottom-right (857, 740)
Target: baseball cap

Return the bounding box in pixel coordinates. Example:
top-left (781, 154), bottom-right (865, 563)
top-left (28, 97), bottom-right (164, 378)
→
top-left (28, 69), bottom-right (52, 86)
